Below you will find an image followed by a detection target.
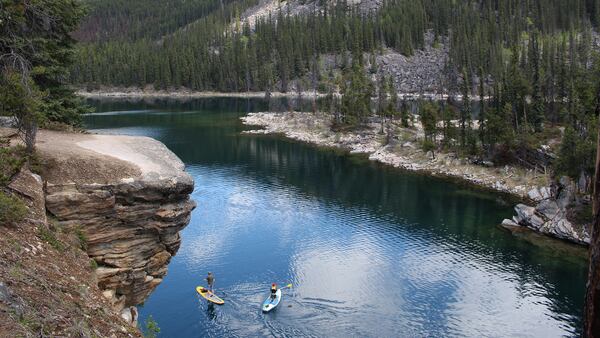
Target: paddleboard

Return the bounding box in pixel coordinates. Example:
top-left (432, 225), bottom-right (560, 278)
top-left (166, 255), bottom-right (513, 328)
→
top-left (262, 289), bottom-right (282, 312)
top-left (196, 286), bottom-right (225, 305)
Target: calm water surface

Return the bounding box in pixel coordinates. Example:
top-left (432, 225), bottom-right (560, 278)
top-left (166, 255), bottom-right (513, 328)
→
top-left (85, 98), bottom-right (587, 338)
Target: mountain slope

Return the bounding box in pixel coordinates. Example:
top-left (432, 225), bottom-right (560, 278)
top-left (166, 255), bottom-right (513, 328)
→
top-left (71, 0), bottom-right (600, 93)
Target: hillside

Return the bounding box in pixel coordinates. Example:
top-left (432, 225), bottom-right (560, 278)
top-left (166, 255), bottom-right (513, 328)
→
top-left (71, 0), bottom-right (600, 205)
top-left (74, 0), bottom-right (257, 42)
top-left (72, 0), bottom-right (600, 92)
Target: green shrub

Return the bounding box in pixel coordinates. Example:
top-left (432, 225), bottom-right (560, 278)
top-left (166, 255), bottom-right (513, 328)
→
top-left (89, 259), bottom-right (98, 270)
top-left (555, 122), bottom-right (597, 180)
top-left (41, 121), bottom-right (75, 132)
top-left (143, 315), bottom-right (160, 338)
top-left (75, 227), bottom-right (88, 251)
top-left (422, 139), bottom-right (436, 159)
top-left (0, 146), bottom-right (27, 187)
top-left (0, 192), bottom-right (28, 226)
top-left (38, 224), bottom-right (65, 252)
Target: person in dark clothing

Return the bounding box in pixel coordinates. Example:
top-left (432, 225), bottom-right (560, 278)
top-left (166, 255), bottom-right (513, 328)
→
top-left (206, 272), bottom-right (215, 291)
top-left (270, 283), bottom-right (277, 299)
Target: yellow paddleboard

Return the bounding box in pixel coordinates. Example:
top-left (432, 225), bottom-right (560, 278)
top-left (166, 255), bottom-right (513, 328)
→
top-left (196, 286), bottom-right (225, 305)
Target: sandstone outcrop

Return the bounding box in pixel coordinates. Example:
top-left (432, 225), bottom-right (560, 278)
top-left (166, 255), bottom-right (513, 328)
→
top-left (33, 130), bottom-right (196, 310)
top-left (1, 164), bottom-right (143, 336)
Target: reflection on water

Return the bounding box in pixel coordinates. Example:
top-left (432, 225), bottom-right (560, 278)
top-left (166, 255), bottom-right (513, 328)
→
top-left (85, 98), bottom-right (587, 337)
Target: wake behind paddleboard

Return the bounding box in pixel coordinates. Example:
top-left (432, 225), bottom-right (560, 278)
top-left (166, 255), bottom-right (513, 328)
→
top-left (196, 286), bottom-right (225, 305)
top-left (262, 289), bottom-right (282, 312)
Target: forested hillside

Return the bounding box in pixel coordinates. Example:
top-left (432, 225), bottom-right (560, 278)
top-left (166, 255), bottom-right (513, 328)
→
top-left (71, 0), bottom-right (600, 182)
top-left (74, 0), bottom-right (257, 42)
top-left (72, 0), bottom-right (600, 91)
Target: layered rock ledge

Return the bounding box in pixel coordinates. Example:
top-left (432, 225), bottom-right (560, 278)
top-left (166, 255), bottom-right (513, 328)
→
top-left (34, 130), bottom-right (196, 310)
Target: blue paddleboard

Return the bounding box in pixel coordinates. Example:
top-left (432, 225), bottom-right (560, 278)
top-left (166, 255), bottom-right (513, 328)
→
top-left (262, 289), bottom-right (282, 312)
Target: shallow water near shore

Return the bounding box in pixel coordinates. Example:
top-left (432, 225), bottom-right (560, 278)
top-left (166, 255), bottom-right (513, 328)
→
top-left (85, 97), bottom-right (587, 338)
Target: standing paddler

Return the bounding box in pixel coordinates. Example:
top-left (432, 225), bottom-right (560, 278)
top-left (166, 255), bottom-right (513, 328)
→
top-left (206, 272), bottom-right (215, 292)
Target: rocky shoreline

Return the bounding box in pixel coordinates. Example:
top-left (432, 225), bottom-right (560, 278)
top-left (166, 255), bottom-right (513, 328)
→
top-left (502, 178), bottom-right (591, 245)
top-left (76, 88), bottom-right (466, 101)
top-left (240, 111), bottom-right (590, 245)
top-left (77, 88), bottom-right (324, 99)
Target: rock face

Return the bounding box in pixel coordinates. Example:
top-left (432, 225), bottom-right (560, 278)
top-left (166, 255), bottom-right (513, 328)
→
top-left (0, 282), bottom-right (26, 319)
top-left (35, 130), bottom-right (196, 309)
top-left (8, 168), bottom-right (47, 224)
top-left (376, 34), bottom-right (448, 94)
top-left (504, 178), bottom-right (590, 245)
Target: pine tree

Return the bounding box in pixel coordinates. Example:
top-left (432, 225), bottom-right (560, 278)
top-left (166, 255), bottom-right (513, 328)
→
top-left (420, 102), bottom-right (438, 159)
top-left (1, 0), bottom-right (88, 152)
top-left (460, 68), bottom-right (471, 148)
top-left (530, 31), bottom-right (545, 132)
top-left (478, 67), bottom-right (486, 146)
top-left (340, 59), bottom-right (372, 126)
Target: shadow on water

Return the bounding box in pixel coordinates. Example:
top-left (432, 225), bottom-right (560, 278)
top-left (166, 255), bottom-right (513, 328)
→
top-left (85, 97), bottom-right (587, 338)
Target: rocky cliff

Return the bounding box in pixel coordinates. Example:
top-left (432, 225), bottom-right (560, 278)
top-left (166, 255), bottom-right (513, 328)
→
top-left (34, 130), bottom-right (196, 312)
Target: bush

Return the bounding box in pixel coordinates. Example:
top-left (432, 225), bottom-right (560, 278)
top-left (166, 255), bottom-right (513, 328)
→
top-left (38, 224), bottom-right (65, 252)
top-left (143, 315), bottom-right (160, 338)
top-left (422, 139), bottom-right (436, 159)
top-left (89, 259), bottom-right (98, 270)
top-left (0, 146), bottom-right (27, 187)
top-left (555, 122), bottom-right (597, 179)
top-left (76, 227), bottom-right (88, 251)
top-left (0, 192), bottom-right (28, 226)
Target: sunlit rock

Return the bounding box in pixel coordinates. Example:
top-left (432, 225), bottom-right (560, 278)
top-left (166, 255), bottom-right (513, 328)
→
top-left (35, 130), bottom-right (196, 310)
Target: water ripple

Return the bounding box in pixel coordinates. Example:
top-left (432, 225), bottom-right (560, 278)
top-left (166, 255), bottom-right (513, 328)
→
top-left (85, 104), bottom-right (586, 338)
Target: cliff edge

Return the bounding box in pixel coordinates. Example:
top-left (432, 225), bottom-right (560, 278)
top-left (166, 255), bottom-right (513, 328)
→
top-left (32, 130), bottom-right (196, 310)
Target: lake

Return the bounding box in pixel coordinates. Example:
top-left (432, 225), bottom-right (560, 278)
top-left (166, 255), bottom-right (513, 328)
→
top-left (84, 97), bottom-right (587, 337)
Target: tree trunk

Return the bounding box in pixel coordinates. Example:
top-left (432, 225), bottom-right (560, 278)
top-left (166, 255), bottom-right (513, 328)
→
top-left (17, 113), bottom-right (37, 154)
top-left (584, 84), bottom-right (600, 337)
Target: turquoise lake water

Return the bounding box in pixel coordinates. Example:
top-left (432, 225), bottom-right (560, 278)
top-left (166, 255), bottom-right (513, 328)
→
top-left (85, 98), bottom-right (587, 337)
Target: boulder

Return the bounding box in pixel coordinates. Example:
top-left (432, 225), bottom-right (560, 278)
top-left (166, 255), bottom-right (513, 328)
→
top-left (554, 219), bottom-right (576, 238)
top-left (509, 179), bottom-right (590, 245)
top-left (513, 204), bottom-right (545, 230)
top-left (514, 203), bottom-right (534, 220)
top-left (0, 282), bottom-right (25, 318)
top-left (501, 219), bottom-right (518, 227)
top-left (527, 188), bottom-right (543, 202)
top-left (120, 306), bottom-right (138, 326)
top-left (539, 187), bottom-right (552, 200)
top-left (536, 199), bottom-right (560, 220)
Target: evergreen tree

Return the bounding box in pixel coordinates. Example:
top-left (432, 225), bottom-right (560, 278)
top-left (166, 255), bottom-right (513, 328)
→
top-left (420, 102), bottom-right (438, 158)
top-left (340, 59), bottom-right (372, 126)
top-left (460, 68), bottom-right (471, 148)
top-left (1, 0), bottom-right (88, 152)
top-left (478, 67), bottom-right (486, 146)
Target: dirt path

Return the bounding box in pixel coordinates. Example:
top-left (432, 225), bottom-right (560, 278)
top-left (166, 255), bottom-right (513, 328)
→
top-left (3, 128), bottom-right (187, 185)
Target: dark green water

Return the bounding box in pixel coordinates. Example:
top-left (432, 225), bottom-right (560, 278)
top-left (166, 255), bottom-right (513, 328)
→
top-left (85, 98), bottom-right (587, 337)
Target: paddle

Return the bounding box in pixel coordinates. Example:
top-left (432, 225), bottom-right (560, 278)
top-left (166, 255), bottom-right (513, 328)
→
top-left (282, 283), bottom-right (292, 289)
